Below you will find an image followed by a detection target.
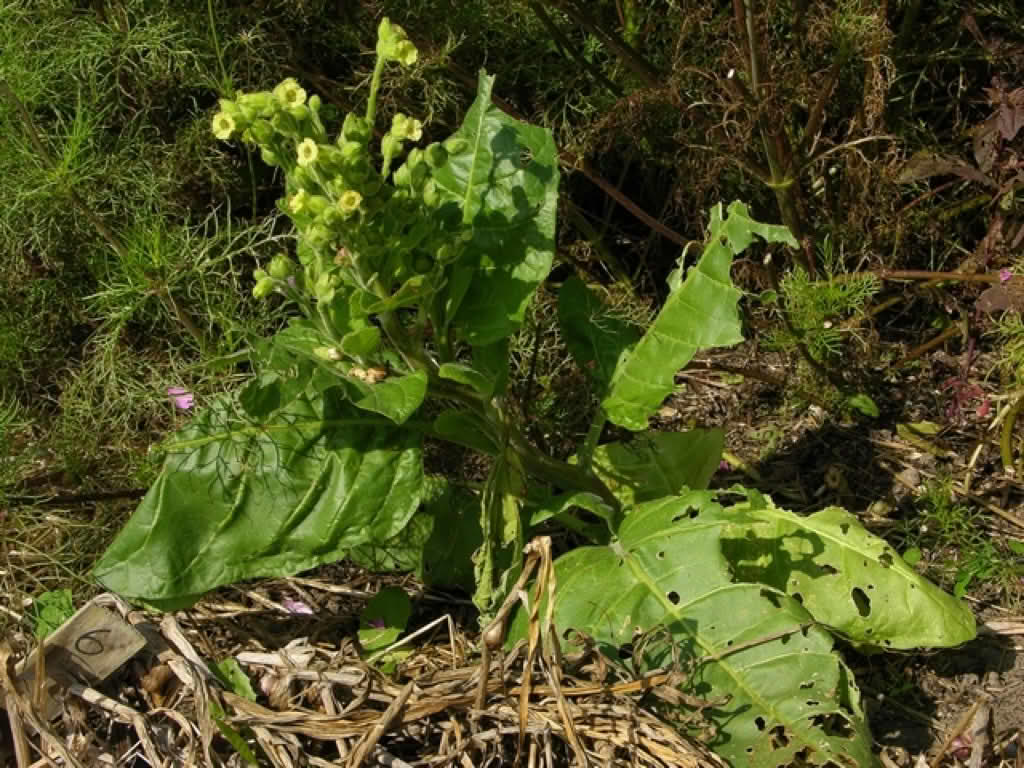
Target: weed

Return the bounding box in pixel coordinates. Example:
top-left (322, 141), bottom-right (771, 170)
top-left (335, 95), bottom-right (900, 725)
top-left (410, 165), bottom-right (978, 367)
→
top-left (901, 479), bottom-right (1022, 599)
top-left (764, 236), bottom-right (880, 364)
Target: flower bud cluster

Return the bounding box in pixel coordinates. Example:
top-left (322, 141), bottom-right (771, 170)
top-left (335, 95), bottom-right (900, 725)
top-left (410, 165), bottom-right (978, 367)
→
top-left (216, 20), bottom-right (475, 376)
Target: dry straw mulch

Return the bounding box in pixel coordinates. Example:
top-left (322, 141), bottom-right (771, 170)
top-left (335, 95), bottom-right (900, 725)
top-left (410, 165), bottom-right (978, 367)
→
top-left (0, 538), bottom-right (724, 767)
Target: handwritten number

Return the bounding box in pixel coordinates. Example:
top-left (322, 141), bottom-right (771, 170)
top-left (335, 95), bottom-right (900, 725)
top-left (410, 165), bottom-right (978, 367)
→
top-left (75, 629), bottom-right (110, 656)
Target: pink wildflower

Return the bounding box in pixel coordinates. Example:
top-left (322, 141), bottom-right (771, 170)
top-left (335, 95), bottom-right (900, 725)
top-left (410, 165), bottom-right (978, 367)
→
top-left (167, 386), bottom-right (195, 410)
top-left (1000, 268), bottom-right (1012, 283)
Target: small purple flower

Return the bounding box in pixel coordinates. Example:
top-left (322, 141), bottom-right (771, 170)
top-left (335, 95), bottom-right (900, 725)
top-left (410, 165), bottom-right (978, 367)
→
top-left (1000, 268), bottom-right (1013, 284)
top-left (282, 599), bottom-right (314, 615)
top-left (369, 617), bottom-right (386, 629)
top-left (167, 386), bottom-right (194, 410)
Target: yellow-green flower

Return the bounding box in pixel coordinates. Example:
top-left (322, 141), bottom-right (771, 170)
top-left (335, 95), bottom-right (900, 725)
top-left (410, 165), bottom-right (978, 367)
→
top-left (406, 117), bottom-right (423, 141)
top-left (297, 138), bottom-right (319, 167)
top-left (212, 111), bottom-right (236, 140)
top-left (337, 189), bottom-right (363, 216)
top-left (273, 77), bottom-right (307, 108)
top-left (288, 188), bottom-right (309, 213)
top-left (393, 39), bottom-right (418, 67)
top-left (377, 18), bottom-right (419, 66)
top-left (392, 113), bottom-right (423, 142)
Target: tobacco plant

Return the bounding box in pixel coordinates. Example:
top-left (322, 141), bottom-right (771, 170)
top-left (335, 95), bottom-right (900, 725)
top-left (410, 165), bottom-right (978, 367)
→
top-left (94, 19), bottom-right (975, 767)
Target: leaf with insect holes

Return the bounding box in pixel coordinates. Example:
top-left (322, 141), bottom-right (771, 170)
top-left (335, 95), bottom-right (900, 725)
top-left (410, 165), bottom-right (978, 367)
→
top-left (602, 202), bottom-right (796, 431)
top-left (719, 490), bottom-right (975, 649)
top-left (509, 488), bottom-right (973, 766)
top-left (508, 491), bottom-right (877, 768)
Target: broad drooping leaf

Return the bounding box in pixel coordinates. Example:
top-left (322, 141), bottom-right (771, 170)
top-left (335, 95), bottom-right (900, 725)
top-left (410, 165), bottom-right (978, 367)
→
top-left (720, 491), bottom-right (976, 649)
top-left (93, 389), bottom-right (423, 609)
top-left (557, 276), bottom-right (641, 393)
top-left (432, 71), bottom-right (559, 345)
top-left (590, 429), bottom-right (724, 507)
top-left (508, 489), bottom-right (978, 767)
top-left (603, 202), bottom-right (797, 430)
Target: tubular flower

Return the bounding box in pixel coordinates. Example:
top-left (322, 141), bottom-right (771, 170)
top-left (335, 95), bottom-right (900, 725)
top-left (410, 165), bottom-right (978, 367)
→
top-left (273, 78), bottom-right (307, 108)
top-left (211, 111), bottom-right (236, 140)
top-left (337, 189), bottom-right (363, 216)
top-left (167, 386), bottom-right (195, 410)
top-left (297, 138), bottom-right (319, 167)
top-left (288, 188), bottom-right (309, 213)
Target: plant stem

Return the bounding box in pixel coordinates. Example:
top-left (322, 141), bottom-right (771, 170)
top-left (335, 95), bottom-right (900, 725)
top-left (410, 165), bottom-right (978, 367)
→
top-left (555, 0), bottom-right (664, 88)
top-left (509, 428), bottom-right (620, 516)
top-left (526, 0), bottom-right (623, 97)
top-left (578, 411), bottom-right (606, 473)
top-left (365, 54), bottom-right (386, 127)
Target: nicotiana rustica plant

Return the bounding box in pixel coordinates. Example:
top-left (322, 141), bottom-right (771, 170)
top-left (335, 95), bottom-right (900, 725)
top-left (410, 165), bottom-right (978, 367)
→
top-left (94, 18), bottom-right (975, 767)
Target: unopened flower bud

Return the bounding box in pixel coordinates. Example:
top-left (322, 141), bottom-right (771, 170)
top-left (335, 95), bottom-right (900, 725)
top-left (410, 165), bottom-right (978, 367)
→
top-left (314, 272), bottom-right (336, 301)
top-left (424, 142), bottom-right (447, 168)
top-left (305, 224), bottom-right (331, 248)
top-left (238, 91), bottom-right (275, 118)
top-left (393, 163), bottom-right (411, 188)
top-left (340, 140), bottom-right (364, 160)
top-left (381, 133), bottom-right (401, 159)
top-left (305, 195), bottom-right (330, 215)
top-left (268, 253), bottom-right (294, 279)
top-left (260, 147), bottom-right (280, 166)
top-left (342, 113), bottom-right (371, 144)
top-left (253, 276), bottom-right (275, 298)
top-left (443, 136), bottom-right (469, 154)
top-left (421, 179), bottom-right (440, 207)
top-left (271, 111), bottom-right (299, 136)
top-left (314, 346), bottom-right (343, 361)
top-left (249, 119), bottom-right (274, 144)
top-left (290, 166), bottom-right (315, 190)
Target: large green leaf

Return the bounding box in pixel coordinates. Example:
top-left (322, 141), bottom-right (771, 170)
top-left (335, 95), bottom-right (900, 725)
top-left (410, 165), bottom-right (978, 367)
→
top-left (590, 429), bottom-right (724, 507)
top-left (93, 389), bottom-right (423, 609)
top-left (557, 276), bottom-right (640, 393)
top-left (509, 492), bottom-right (876, 768)
top-left (432, 71), bottom-right (559, 345)
top-left (720, 491), bottom-right (976, 649)
top-left (603, 202), bottom-right (797, 430)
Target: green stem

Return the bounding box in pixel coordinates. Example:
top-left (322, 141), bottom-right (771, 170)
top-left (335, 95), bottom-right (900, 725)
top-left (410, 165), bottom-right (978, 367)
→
top-left (206, 0), bottom-right (230, 93)
top-left (160, 288), bottom-right (212, 355)
top-left (526, 0), bottom-right (623, 97)
top-left (578, 410), bottom-right (606, 473)
top-left (509, 429), bottom-right (620, 517)
top-left (1001, 396), bottom-right (1024, 475)
top-left (427, 377), bottom-right (620, 515)
top-left (365, 54), bottom-right (386, 127)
